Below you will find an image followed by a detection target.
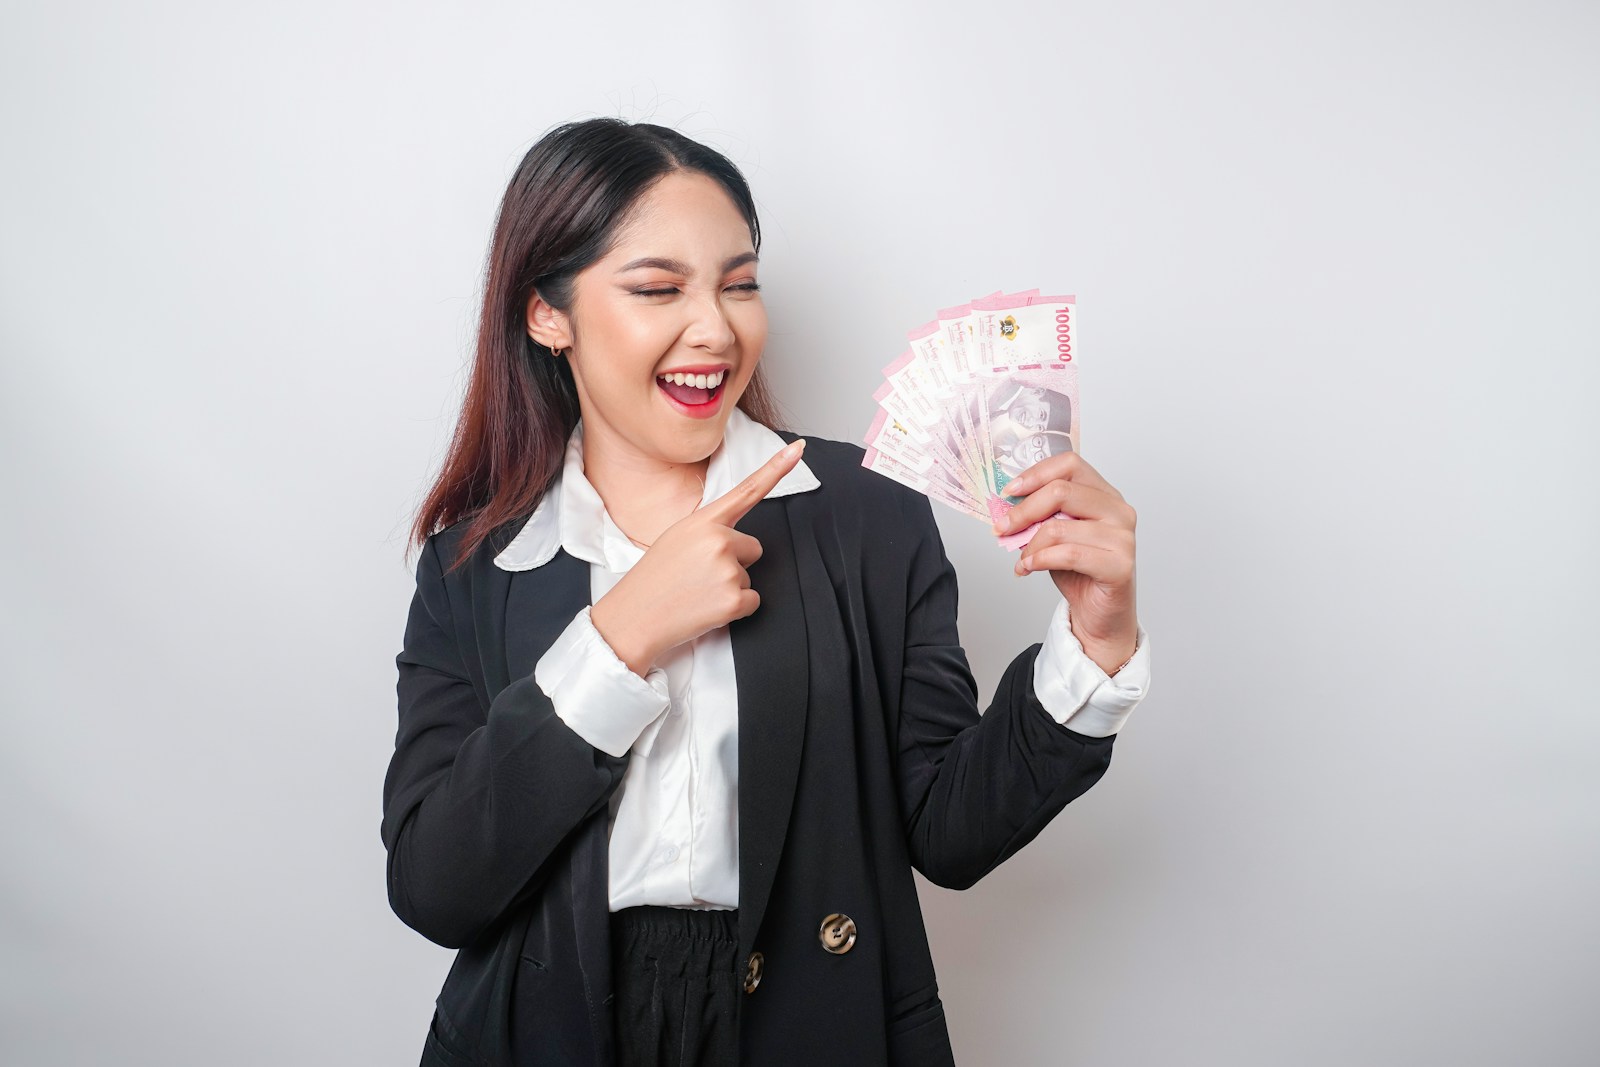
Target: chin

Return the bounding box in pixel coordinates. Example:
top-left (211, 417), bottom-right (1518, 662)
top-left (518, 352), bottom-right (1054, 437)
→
top-left (670, 419), bottom-right (731, 459)
top-left (688, 415), bottom-right (736, 451)
top-left (661, 388), bottom-right (743, 445)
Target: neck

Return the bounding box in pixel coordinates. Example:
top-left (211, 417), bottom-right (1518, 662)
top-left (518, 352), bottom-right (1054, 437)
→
top-left (580, 424), bottom-right (711, 545)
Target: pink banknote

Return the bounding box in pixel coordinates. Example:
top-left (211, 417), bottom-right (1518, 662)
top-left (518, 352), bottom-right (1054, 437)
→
top-left (861, 292), bottom-right (1080, 550)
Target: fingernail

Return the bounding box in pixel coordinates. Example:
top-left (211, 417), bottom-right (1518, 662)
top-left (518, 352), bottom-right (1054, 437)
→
top-left (1019, 557), bottom-right (1032, 573)
top-left (784, 441), bottom-right (803, 458)
top-left (991, 522), bottom-right (1006, 536)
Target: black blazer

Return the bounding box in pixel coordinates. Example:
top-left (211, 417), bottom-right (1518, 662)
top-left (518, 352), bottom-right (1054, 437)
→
top-left (382, 433), bottom-right (1116, 1066)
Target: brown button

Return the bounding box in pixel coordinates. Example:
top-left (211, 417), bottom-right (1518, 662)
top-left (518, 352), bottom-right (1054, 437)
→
top-left (819, 913), bottom-right (857, 955)
top-left (743, 951), bottom-right (764, 994)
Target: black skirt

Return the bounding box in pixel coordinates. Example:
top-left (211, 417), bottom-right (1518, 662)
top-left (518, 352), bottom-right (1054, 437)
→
top-left (610, 905), bottom-right (741, 1067)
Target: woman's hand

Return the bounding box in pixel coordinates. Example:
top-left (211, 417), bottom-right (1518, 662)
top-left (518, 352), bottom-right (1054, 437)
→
top-left (590, 440), bottom-right (806, 676)
top-left (993, 452), bottom-right (1139, 676)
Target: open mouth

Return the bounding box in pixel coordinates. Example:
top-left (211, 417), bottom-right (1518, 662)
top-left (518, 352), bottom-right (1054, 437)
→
top-left (656, 368), bottom-right (728, 417)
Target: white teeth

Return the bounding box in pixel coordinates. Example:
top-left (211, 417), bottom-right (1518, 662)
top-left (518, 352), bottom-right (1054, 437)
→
top-left (658, 370), bottom-right (726, 388)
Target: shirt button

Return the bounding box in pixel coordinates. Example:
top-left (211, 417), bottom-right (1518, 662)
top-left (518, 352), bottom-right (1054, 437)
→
top-left (819, 913), bottom-right (857, 955)
top-left (658, 845), bottom-right (679, 864)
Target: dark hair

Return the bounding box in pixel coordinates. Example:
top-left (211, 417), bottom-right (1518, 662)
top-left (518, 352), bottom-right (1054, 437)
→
top-left (407, 118), bottom-right (785, 572)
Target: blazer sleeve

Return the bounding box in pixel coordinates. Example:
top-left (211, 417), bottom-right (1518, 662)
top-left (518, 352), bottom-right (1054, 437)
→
top-left (891, 488), bottom-right (1116, 891)
top-left (381, 535), bottom-right (628, 949)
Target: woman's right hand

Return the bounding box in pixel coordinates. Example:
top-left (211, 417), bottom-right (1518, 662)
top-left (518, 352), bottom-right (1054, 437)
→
top-left (590, 439), bottom-right (806, 676)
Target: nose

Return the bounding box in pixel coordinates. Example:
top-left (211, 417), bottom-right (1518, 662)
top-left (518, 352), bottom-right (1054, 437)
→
top-left (682, 288), bottom-right (736, 354)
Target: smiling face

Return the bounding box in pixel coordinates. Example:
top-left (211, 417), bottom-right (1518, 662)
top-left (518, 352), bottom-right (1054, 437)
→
top-left (530, 169), bottom-right (767, 473)
top-left (993, 422), bottom-right (1075, 478)
top-left (1007, 388), bottom-right (1053, 431)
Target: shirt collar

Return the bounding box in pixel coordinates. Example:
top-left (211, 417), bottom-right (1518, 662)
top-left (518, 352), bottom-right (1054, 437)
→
top-left (492, 406), bottom-right (820, 572)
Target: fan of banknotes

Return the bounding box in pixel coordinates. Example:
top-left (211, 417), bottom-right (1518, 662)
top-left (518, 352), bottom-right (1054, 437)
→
top-left (860, 289), bottom-right (1078, 550)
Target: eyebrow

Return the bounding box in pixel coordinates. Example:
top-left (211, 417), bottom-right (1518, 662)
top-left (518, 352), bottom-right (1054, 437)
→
top-left (617, 252), bottom-right (759, 275)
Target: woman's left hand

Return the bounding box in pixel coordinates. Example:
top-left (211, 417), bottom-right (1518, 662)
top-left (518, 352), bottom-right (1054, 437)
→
top-left (993, 452), bottom-right (1139, 676)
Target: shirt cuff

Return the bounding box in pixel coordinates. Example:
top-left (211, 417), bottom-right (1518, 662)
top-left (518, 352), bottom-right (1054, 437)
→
top-left (533, 606), bottom-right (672, 759)
top-left (1031, 599), bottom-right (1151, 738)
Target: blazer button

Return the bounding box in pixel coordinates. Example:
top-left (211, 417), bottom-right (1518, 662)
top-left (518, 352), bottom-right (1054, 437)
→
top-left (819, 913), bottom-right (857, 955)
top-left (743, 951), bottom-right (764, 994)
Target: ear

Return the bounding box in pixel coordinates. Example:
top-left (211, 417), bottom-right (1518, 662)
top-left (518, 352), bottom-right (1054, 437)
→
top-left (526, 291), bottom-right (573, 351)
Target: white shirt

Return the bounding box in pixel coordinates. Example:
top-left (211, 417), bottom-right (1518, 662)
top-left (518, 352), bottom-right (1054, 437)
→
top-left (492, 408), bottom-right (1152, 911)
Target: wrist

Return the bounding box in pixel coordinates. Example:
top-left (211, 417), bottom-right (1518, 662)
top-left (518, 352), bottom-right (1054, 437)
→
top-left (590, 598), bottom-right (660, 677)
top-left (1082, 636), bottom-right (1138, 677)
top-left (1071, 618), bottom-right (1138, 677)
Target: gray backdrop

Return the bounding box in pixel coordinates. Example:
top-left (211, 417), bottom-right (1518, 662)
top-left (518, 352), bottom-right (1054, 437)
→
top-left (3, 1), bottom-right (1596, 1064)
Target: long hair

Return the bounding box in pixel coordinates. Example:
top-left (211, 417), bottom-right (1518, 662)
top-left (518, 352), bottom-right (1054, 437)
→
top-left (408, 118), bottom-right (785, 573)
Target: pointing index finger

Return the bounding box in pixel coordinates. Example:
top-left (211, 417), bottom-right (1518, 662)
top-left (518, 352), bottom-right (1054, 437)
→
top-left (701, 439), bottom-right (807, 526)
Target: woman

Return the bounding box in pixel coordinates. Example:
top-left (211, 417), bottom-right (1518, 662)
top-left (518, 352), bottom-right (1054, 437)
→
top-left (383, 117), bottom-right (1151, 1067)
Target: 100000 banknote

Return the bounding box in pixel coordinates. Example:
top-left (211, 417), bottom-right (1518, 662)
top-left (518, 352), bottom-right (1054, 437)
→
top-left (862, 291), bottom-right (1079, 550)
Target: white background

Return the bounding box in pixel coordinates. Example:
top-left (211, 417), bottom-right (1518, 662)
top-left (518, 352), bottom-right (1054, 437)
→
top-left (3, 1), bottom-right (1596, 1064)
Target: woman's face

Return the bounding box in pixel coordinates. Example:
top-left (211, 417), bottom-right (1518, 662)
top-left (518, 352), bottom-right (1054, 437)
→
top-left (541, 170), bottom-right (767, 469)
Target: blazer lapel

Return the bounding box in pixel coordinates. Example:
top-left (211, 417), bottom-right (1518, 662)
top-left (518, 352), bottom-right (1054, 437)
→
top-left (502, 548), bottom-right (593, 684)
top-left (487, 497), bottom-right (813, 982)
top-left (495, 538), bottom-right (615, 1062)
top-left (731, 495), bottom-right (810, 961)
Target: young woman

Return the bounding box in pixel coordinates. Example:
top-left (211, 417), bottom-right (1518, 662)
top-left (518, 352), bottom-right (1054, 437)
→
top-left (384, 117), bottom-right (1151, 1067)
